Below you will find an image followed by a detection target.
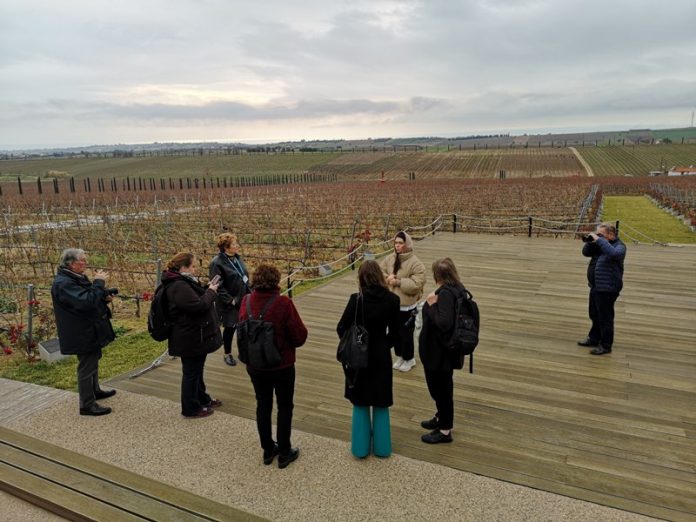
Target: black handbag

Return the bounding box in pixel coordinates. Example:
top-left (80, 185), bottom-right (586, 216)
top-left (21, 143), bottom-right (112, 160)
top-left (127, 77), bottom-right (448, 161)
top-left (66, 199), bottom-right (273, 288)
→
top-left (337, 293), bottom-right (369, 370)
top-left (237, 294), bottom-right (282, 368)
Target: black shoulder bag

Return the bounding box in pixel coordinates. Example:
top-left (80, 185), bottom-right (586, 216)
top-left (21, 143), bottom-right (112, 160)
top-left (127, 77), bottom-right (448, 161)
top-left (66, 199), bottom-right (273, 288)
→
top-left (337, 294), bottom-right (369, 387)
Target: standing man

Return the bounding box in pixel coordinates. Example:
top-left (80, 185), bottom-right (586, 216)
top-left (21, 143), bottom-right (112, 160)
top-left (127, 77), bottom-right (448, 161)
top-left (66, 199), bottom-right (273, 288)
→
top-left (578, 223), bottom-right (626, 355)
top-left (51, 248), bottom-right (117, 415)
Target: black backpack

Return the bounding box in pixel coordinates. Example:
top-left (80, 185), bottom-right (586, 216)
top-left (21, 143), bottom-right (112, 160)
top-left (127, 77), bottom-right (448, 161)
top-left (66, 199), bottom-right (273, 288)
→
top-left (237, 294), bottom-right (282, 368)
top-left (448, 287), bottom-right (480, 373)
top-left (147, 284), bottom-right (171, 342)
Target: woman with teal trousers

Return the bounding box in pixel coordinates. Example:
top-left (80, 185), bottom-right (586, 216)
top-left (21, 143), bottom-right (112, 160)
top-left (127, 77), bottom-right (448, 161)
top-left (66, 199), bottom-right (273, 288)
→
top-left (337, 261), bottom-right (401, 458)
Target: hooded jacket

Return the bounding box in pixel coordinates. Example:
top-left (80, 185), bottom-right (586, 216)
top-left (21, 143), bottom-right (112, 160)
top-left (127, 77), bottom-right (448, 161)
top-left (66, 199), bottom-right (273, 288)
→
top-left (162, 270), bottom-right (222, 357)
top-left (379, 232), bottom-right (426, 308)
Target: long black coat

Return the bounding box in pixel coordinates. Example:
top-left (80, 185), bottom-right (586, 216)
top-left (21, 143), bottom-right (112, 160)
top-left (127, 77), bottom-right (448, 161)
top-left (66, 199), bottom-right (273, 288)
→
top-left (336, 286), bottom-right (401, 408)
top-left (51, 267), bottom-right (115, 355)
top-left (162, 271), bottom-right (222, 357)
top-left (209, 253), bottom-right (250, 327)
top-left (419, 284), bottom-right (461, 372)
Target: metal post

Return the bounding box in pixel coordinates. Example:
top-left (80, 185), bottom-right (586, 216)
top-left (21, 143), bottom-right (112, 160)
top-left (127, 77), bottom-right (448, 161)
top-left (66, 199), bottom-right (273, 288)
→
top-left (615, 220), bottom-right (620, 237)
top-left (26, 284), bottom-right (34, 358)
top-left (453, 213), bottom-right (457, 233)
top-left (528, 216), bottom-right (533, 238)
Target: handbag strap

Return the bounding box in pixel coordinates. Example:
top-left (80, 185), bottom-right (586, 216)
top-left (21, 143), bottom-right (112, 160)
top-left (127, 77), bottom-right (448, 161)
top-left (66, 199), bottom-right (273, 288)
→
top-left (354, 293), bottom-right (365, 326)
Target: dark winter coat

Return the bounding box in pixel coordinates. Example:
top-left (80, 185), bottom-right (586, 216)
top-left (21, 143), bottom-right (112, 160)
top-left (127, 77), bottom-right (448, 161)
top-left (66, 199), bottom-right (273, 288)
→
top-left (583, 237), bottom-right (626, 293)
top-left (336, 286), bottom-right (401, 408)
top-left (238, 288), bottom-right (307, 371)
top-left (419, 284), bottom-right (461, 372)
top-left (162, 270), bottom-right (222, 357)
top-left (51, 267), bottom-right (116, 355)
top-left (209, 253), bottom-right (250, 327)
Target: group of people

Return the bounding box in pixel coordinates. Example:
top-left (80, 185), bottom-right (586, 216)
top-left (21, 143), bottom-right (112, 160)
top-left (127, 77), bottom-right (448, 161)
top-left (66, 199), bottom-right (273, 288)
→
top-left (50, 223), bottom-right (626, 468)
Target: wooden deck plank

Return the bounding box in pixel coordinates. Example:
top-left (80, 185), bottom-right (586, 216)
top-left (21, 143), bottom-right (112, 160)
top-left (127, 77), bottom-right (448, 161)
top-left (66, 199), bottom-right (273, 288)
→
top-left (110, 233), bottom-right (696, 521)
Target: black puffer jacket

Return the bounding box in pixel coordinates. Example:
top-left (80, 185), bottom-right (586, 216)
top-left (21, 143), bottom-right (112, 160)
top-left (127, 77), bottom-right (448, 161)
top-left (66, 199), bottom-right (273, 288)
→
top-left (51, 267), bottom-right (115, 355)
top-left (162, 270), bottom-right (222, 357)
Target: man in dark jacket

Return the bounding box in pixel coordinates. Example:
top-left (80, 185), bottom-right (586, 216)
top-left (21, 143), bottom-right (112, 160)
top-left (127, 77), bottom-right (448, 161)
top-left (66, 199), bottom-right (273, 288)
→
top-left (51, 248), bottom-right (116, 416)
top-left (578, 223), bottom-right (627, 355)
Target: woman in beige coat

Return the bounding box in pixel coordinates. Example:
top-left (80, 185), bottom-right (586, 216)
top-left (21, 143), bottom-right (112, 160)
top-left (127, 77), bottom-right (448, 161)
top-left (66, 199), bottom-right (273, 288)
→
top-left (380, 231), bottom-right (426, 372)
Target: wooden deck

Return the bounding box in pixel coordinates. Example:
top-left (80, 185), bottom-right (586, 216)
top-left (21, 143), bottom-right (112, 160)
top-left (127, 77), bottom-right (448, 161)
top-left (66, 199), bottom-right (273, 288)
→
top-left (110, 233), bottom-right (696, 521)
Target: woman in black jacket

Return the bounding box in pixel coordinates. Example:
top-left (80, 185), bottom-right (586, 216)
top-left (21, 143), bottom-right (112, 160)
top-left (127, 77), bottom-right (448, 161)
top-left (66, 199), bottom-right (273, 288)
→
top-left (418, 257), bottom-right (464, 444)
top-left (162, 252), bottom-right (223, 418)
top-left (209, 233), bottom-right (250, 366)
top-left (337, 261), bottom-right (401, 458)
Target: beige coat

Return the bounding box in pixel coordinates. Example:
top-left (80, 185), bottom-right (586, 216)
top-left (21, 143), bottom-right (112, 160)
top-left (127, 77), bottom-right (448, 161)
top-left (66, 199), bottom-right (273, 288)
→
top-left (380, 250), bottom-right (426, 308)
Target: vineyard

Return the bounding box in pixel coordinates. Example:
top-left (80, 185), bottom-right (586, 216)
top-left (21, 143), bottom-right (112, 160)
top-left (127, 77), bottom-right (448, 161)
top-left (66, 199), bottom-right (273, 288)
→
top-left (577, 144), bottom-right (696, 177)
top-left (1, 149), bottom-right (696, 358)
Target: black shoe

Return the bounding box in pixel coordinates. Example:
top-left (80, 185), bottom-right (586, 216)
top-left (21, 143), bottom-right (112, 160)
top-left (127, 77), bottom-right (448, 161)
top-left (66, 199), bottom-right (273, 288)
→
top-left (590, 345), bottom-right (612, 355)
top-left (278, 447), bottom-right (299, 469)
top-left (577, 337), bottom-right (599, 347)
top-left (95, 389), bottom-right (117, 400)
top-left (79, 404), bottom-right (112, 416)
top-left (421, 430), bottom-right (453, 444)
top-left (224, 354), bottom-right (237, 366)
top-left (182, 406), bottom-right (214, 418)
top-left (206, 398), bottom-right (223, 408)
top-left (263, 443), bottom-right (279, 465)
top-left (420, 416), bottom-right (440, 430)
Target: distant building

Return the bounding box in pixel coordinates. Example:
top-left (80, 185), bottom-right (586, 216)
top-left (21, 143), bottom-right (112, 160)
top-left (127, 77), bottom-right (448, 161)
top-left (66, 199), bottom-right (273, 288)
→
top-left (667, 166), bottom-right (696, 176)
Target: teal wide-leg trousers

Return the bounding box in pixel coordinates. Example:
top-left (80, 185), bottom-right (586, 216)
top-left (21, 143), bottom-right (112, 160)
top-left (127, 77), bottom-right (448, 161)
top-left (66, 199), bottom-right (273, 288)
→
top-left (352, 405), bottom-right (392, 458)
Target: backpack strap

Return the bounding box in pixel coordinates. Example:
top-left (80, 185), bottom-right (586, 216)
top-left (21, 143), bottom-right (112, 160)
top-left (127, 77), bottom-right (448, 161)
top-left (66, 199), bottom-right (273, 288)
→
top-left (248, 293), bottom-right (279, 320)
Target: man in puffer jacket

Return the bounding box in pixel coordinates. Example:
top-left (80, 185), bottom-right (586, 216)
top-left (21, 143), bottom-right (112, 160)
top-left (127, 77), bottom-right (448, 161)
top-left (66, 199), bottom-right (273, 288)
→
top-left (578, 223), bottom-right (627, 355)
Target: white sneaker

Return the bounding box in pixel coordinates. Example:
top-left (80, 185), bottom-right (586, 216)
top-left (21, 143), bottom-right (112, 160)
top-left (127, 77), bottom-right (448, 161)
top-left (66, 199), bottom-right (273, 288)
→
top-left (392, 357), bottom-right (404, 370)
top-left (399, 359), bottom-right (416, 372)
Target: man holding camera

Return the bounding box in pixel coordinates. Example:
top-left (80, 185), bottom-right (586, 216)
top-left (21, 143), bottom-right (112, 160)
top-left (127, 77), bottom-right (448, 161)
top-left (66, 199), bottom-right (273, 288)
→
top-left (578, 223), bottom-right (627, 355)
top-left (51, 248), bottom-right (117, 415)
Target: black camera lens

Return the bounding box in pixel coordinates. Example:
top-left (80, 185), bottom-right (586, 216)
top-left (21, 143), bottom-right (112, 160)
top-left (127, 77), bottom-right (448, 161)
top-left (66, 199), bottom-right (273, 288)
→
top-left (581, 234), bottom-right (593, 242)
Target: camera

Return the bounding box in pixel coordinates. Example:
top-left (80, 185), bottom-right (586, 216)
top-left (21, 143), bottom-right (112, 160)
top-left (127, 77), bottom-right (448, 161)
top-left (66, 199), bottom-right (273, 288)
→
top-left (106, 288), bottom-right (119, 296)
top-left (581, 234), bottom-right (594, 243)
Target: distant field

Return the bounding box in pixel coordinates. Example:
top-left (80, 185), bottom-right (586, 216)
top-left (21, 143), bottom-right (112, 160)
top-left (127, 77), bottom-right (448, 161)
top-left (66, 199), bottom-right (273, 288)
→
top-left (577, 144), bottom-right (696, 176)
top-left (2, 143), bottom-right (695, 182)
top-left (0, 152), bottom-right (341, 181)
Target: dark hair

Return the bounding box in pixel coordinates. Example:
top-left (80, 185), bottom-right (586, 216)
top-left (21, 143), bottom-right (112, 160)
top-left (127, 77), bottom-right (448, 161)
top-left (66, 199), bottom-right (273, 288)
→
top-left (432, 257), bottom-right (462, 287)
top-left (358, 260), bottom-right (387, 292)
top-left (252, 263), bottom-right (281, 290)
top-left (166, 252), bottom-right (194, 272)
top-left (216, 232), bottom-right (237, 252)
top-left (392, 231), bottom-right (407, 274)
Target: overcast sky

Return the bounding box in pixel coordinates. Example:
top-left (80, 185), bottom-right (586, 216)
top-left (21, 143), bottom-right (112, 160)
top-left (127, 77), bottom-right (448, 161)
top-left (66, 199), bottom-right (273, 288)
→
top-left (1, 0), bottom-right (695, 149)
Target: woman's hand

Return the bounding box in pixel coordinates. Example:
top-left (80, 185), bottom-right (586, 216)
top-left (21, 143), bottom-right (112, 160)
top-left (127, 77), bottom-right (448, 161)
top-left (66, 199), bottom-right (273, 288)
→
top-left (208, 281), bottom-right (220, 292)
top-left (426, 291), bottom-right (438, 305)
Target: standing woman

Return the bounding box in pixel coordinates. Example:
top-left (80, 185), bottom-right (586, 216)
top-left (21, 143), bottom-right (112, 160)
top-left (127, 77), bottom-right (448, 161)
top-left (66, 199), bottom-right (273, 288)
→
top-left (162, 252), bottom-right (223, 418)
top-left (209, 232), bottom-right (250, 367)
top-left (418, 257), bottom-right (464, 444)
top-left (239, 264), bottom-right (308, 469)
top-left (380, 231), bottom-right (426, 372)
top-left (337, 261), bottom-right (401, 458)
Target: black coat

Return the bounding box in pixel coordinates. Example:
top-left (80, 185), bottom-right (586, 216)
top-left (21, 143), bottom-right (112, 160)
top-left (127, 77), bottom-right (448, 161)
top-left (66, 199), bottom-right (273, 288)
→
top-left (336, 286), bottom-right (401, 408)
top-left (51, 267), bottom-right (115, 355)
top-left (582, 237), bottom-right (626, 293)
top-left (162, 271), bottom-right (222, 357)
top-left (419, 284), bottom-right (460, 372)
top-left (209, 253), bottom-right (250, 327)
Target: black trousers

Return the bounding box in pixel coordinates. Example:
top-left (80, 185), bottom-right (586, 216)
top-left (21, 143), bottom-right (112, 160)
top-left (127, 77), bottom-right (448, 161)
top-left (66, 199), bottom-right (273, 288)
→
top-left (223, 326), bottom-right (236, 355)
top-left (180, 354), bottom-right (212, 416)
top-left (396, 310), bottom-right (416, 360)
top-left (588, 289), bottom-right (619, 349)
top-left (247, 366), bottom-right (296, 455)
top-left (424, 368), bottom-right (454, 430)
top-left (76, 348), bottom-right (102, 409)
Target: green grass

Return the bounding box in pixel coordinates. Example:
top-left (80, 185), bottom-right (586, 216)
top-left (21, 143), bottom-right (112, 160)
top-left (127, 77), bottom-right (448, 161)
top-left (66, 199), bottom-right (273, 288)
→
top-left (602, 196), bottom-right (696, 244)
top-left (0, 327), bottom-right (166, 390)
